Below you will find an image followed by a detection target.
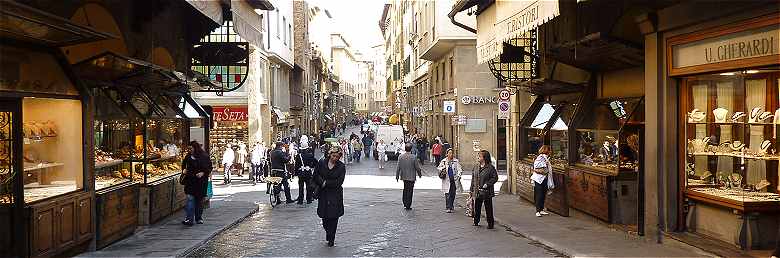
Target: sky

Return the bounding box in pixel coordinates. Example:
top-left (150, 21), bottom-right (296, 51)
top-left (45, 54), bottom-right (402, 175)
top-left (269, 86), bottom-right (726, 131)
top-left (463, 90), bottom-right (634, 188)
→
top-left (313, 0), bottom-right (387, 55)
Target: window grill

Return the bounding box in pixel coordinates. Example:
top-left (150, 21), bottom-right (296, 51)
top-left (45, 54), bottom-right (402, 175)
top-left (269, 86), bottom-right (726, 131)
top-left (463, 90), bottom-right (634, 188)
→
top-left (190, 20), bottom-right (250, 94)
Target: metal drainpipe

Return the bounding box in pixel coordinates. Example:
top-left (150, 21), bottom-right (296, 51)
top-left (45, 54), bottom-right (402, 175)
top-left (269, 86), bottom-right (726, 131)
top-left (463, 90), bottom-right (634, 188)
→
top-left (448, 12), bottom-right (476, 34)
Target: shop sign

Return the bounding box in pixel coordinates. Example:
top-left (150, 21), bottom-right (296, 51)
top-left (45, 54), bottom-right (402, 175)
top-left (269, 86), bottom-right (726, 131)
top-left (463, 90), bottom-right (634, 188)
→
top-left (461, 95), bottom-right (497, 105)
top-left (673, 26), bottom-right (778, 69)
top-left (212, 106), bottom-right (248, 121)
top-left (476, 0), bottom-right (559, 64)
top-left (667, 14), bottom-right (780, 76)
top-left (498, 100), bottom-right (510, 119)
top-left (451, 115), bottom-right (467, 125)
top-left (465, 119), bottom-right (487, 133)
top-left (443, 100), bottom-right (456, 113)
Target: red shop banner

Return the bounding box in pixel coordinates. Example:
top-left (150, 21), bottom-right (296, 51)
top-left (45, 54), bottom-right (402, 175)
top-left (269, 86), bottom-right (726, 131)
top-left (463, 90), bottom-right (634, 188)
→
top-left (212, 106), bottom-right (249, 122)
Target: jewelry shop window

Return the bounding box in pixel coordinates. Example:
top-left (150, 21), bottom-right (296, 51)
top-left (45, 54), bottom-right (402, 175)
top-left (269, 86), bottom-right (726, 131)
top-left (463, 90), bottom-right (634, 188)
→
top-left (22, 98), bottom-right (84, 203)
top-left (682, 67), bottom-right (780, 207)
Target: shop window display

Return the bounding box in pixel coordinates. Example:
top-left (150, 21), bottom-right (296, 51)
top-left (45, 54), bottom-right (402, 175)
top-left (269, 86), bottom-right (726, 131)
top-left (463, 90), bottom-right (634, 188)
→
top-left (524, 93), bottom-right (582, 168)
top-left (683, 68), bottom-right (780, 208)
top-left (22, 98), bottom-right (84, 203)
top-left (575, 98), bottom-right (643, 175)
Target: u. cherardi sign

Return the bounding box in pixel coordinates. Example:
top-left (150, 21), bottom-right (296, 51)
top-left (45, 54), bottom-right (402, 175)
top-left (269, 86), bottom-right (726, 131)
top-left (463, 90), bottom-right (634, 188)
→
top-left (667, 13), bottom-right (780, 76)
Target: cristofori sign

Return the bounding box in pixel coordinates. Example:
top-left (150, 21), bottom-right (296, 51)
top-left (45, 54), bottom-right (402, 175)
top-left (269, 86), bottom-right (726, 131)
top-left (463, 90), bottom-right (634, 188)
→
top-left (461, 95), bottom-right (497, 105)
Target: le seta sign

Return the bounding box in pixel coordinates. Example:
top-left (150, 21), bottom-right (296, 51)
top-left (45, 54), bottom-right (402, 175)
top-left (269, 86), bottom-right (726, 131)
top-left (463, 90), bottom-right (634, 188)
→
top-left (212, 106), bottom-right (248, 121)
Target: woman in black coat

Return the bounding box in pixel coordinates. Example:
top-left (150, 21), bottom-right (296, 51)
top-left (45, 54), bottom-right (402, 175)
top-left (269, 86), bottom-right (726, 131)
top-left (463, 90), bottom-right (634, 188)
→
top-left (313, 147), bottom-right (346, 247)
top-left (181, 141), bottom-right (213, 226)
top-left (471, 150), bottom-right (498, 229)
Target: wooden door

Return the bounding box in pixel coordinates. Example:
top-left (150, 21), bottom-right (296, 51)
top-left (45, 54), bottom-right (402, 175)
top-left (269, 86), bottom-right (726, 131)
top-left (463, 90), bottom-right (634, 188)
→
top-left (76, 195), bottom-right (92, 242)
top-left (32, 203), bottom-right (56, 256)
top-left (57, 200), bottom-right (76, 249)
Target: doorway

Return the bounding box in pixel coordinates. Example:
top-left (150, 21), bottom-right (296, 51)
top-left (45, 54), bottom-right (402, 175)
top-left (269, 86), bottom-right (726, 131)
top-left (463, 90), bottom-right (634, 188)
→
top-left (496, 118), bottom-right (507, 170)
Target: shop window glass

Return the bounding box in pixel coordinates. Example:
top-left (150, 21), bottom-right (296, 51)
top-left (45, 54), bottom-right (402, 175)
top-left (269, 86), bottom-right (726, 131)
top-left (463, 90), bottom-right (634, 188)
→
top-left (682, 68), bottom-right (780, 207)
top-left (22, 98), bottom-right (83, 203)
top-left (575, 98), bottom-right (643, 175)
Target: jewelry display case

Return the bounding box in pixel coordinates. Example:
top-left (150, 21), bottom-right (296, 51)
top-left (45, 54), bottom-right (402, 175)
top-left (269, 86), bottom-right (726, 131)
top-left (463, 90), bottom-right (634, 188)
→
top-left (569, 97), bottom-right (644, 225)
top-left (682, 69), bottom-right (780, 212)
top-left (517, 93), bottom-right (583, 217)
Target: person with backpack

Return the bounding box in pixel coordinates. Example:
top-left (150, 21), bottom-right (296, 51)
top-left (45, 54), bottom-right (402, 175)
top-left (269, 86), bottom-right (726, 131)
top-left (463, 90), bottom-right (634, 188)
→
top-left (431, 140), bottom-right (443, 167)
top-left (294, 147), bottom-right (317, 204)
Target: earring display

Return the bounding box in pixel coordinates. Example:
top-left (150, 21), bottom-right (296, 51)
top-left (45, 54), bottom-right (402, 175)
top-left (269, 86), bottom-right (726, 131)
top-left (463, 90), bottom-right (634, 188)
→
top-left (758, 111), bottom-right (774, 122)
top-left (730, 141), bottom-right (745, 152)
top-left (748, 107), bottom-right (762, 123)
top-left (774, 108), bottom-right (780, 124)
top-left (688, 109), bottom-right (706, 122)
top-left (712, 108), bottom-right (729, 123)
top-left (731, 112), bottom-right (746, 122)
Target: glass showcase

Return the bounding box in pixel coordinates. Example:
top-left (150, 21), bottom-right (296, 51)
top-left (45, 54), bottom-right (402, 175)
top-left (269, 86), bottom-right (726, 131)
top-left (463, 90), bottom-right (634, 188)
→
top-left (683, 68), bottom-right (780, 205)
top-left (524, 94), bottom-right (582, 169)
top-left (575, 98), bottom-right (644, 175)
top-left (22, 98), bottom-right (84, 203)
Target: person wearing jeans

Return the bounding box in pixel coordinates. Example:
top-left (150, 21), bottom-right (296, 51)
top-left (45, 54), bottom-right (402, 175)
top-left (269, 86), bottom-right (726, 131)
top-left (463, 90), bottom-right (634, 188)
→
top-left (181, 141), bottom-right (212, 225)
top-left (532, 145), bottom-right (555, 217)
top-left (437, 149), bottom-right (462, 213)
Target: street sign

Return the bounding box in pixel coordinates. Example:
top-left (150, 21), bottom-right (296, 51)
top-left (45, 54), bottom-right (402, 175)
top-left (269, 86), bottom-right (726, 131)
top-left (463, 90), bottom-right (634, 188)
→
top-left (499, 89), bottom-right (511, 101)
top-left (443, 100), bottom-right (456, 113)
top-left (498, 100), bottom-right (510, 119)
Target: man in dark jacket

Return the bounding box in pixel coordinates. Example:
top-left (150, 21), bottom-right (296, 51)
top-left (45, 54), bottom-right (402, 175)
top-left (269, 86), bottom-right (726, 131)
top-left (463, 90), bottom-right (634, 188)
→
top-left (181, 141), bottom-right (213, 226)
top-left (313, 147), bottom-right (346, 247)
top-left (294, 147), bottom-right (317, 204)
top-left (396, 143), bottom-right (422, 210)
top-left (269, 142), bottom-right (294, 204)
top-left (362, 134), bottom-right (373, 159)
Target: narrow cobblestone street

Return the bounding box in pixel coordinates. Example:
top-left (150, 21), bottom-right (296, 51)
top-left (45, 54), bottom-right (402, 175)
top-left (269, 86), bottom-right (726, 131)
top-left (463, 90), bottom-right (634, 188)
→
top-left (189, 126), bottom-right (557, 257)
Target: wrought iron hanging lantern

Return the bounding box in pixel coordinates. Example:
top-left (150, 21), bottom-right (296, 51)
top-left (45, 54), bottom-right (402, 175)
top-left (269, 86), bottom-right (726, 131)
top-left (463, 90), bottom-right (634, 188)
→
top-left (487, 29), bottom-right (539, 83)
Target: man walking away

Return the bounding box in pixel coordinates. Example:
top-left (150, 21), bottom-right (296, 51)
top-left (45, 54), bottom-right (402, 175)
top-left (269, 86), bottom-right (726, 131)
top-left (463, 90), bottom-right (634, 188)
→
top-left (295, 147), bottom-right (317, 204)
top-left (270, 142), bottom-right (294, 204)
top-left (396, 144), bottom-right (422, 210)
top-left (362, 134), bottom-right (373, 159)
top-left (250, 142), bottom-right (266, 184)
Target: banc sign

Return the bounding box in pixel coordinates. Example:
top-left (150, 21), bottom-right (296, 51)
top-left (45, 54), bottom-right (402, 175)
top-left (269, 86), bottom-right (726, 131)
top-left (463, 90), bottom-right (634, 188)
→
top-left (461, 95), bottom-right (497, 105)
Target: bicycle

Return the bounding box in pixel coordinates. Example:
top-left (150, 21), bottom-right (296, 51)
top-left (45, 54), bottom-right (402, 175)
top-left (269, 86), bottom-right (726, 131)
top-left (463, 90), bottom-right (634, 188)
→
top-left (264, 168), bottom-right (291, 208)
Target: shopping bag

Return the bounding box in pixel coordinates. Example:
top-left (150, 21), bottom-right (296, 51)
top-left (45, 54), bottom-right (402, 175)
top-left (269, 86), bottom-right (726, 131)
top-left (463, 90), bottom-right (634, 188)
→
top-left (207, 180), bottom-right (214, 198)
top-left (464, 195), bottom-right (474, 217)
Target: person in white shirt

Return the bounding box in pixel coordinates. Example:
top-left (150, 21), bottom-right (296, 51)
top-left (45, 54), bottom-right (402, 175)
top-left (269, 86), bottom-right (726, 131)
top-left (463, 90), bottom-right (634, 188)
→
top-left (237, 143), bottom-right (248, 175)
top-left (376, 139), bottom-right (387, 169)
top-left (532, 145), bottom-right (555, 217)
top-left (221, 144), bottom-right (235, 184)
top-left (250, 142), bottom-right (267, 183)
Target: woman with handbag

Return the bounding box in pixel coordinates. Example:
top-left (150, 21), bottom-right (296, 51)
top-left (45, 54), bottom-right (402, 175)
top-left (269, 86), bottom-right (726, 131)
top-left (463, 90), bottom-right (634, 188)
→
top-left (313, 147), bottom-right (346, 247)
top-left (437, 149), bottom-right (463, 213)
top-left (376, 139), bottom-right (387, 169)
top-left (471, 150), bottom-right (498, 229)
top-left (181, 141), bottom-right (213, 226)
top-left (532, 145), bottom-right (555, 217)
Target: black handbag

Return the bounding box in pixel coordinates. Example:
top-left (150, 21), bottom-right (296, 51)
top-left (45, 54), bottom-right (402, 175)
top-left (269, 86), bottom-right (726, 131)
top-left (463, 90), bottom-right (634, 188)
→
top-left (438, 169), bottom-right (447, 179)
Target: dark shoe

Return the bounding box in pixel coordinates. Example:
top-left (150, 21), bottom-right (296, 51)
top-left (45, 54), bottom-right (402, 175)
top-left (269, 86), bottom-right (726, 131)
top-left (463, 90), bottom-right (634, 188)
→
top-left (306, 200), bottom-right (313, 204)
top-left (182, 220), bottom-right (194, 226)
top-left (275, 200), bottom-right (282, 205)
top-left (327, 241), bottom-right (334, 247)
top-left (473, 223), bottom-right (480, 227)
top-left (487, 225), bottom-right (494, 229)
top-left (404, 207), bottom-right (412, 210)
top-left (297, 201), bottom-right (303, 205)
top-left (197, 220), bottom-right (204, 224)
